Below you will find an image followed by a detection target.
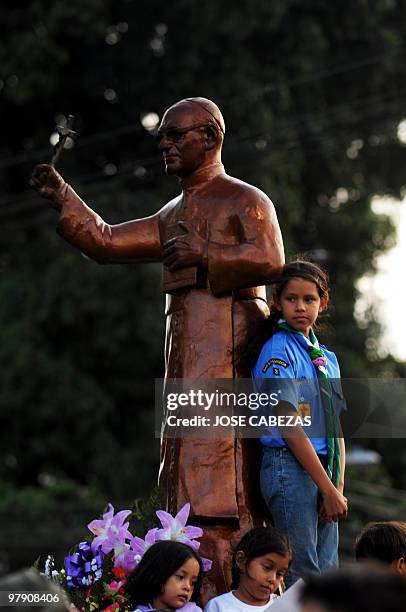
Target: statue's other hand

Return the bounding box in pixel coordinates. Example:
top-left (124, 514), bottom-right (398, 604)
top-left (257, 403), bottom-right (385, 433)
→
top-left (30, 164), bottom-right (67, 209)
top-left (162, 221), bottom-right (207, 270)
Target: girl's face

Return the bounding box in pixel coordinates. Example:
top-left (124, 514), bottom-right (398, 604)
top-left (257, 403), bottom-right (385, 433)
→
top-left (153, 557), bottom-right (200, 610)
top-left (236, 551), bottom-right (291, 604)
top-left (275, 277), bottom-right (327, 337)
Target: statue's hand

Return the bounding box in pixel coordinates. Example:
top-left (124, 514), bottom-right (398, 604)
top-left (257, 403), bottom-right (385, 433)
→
top-left (162, 221), bottom-right (208, 270)
top-left (30, 164), bottom-right (67, 210)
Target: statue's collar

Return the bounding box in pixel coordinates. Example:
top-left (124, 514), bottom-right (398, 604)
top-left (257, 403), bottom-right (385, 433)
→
top-left (180, 162), bottom-right (224, 191)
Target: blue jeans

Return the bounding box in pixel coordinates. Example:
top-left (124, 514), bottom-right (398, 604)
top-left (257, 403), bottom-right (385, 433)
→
top-left (260, 446), bottom-right (338, 587)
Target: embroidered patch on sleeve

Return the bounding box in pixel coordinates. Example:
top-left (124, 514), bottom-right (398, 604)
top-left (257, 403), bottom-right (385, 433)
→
top-left (298, 403), bottom-right (311, 418)
top-left (262, 358), bottom-right (289, 373)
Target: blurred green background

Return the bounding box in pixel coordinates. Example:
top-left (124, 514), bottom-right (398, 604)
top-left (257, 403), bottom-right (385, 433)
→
top-left (1, 0), bottom-right (406, 573)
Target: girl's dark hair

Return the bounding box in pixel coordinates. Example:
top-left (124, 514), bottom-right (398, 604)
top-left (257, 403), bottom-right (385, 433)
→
top-left (240, 258), bottom-right (330, 373)
top-left (231, 527), bottom-right (292, 589)
top-left (355, 521), bottom-right (406, 564)
top-left (127, 541), bottom-right (203, 608)
top-left (300, 566), bottom-right (406, 612)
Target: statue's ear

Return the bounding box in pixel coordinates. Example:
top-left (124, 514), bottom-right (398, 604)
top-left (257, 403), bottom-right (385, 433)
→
top-left (205, 125), bottom-right (219, 151)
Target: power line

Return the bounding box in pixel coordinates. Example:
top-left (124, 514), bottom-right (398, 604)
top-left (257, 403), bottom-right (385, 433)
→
top-left (2, 101), bottom-right (404, 227)
top-left (223, 51), bottom-right (406, 109)
top-left (0, 124), bottom-right (145, 172)
top-left (1, 111), bottom-right (403, 224)
top-left (2, 76), bottom-right (406, 222)
top-left (34, 86), bottom-right (406, 192)
top-left (1, 50), bottom-right (404, 172)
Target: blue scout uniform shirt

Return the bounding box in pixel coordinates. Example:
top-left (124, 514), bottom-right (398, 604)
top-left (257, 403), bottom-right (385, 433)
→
top-left (252, 330), bottom-right (346, 455)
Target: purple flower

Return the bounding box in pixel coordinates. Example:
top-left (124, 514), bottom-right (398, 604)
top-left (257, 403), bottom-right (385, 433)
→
top-left (201, 557), bottom-right (213, 572)
top-left (86, 502), bottom-right (213, 577)
top-left (154, 503), bottom-right (212, 571)
top-left (111, 541), bottom-right (134, 575)
top-left (88, 503), bottom-right (132, 554)
top-left (126, 527), bottom-right (159, 570)
top-left (64, 541), bottom-right (104, 589)
top-left (155, 503), bottom-right (203, 547)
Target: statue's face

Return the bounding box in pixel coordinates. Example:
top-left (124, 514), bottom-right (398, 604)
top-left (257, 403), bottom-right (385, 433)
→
top-left (157, 106), bottom-right (209, 178)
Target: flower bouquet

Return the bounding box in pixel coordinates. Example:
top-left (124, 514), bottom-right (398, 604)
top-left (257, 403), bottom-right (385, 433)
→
top-left (43, 503), bottom-right (212, 612)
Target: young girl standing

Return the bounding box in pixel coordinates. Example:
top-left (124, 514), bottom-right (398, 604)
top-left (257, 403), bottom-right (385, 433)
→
top-left (204, 527), bottom-right (291, 612)
top-left (251, 260), bottom-right (348, 587)
top-left (127, 540), bottom-right (203, 612)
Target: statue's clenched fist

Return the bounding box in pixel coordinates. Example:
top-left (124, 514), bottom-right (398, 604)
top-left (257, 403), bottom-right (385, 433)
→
top-left (30, 164), bottom-right (67, 209)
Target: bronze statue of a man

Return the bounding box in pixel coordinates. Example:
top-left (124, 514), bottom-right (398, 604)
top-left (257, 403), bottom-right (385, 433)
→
top-left (31, 97), bottom-right (285, 597)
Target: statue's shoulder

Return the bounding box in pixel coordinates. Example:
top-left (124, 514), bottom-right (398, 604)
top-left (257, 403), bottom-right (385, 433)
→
top-left (214, 173), bottom-right (275, 208)
top-left (157, 193), bottom-right (182, 220)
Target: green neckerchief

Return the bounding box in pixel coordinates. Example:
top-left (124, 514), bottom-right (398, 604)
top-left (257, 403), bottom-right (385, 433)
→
top-left (276, 320), bottom-right (341, 488)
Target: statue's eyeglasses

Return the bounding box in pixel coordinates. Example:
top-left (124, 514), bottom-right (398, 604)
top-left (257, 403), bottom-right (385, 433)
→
top-left (155, 123), bottom-right (214, 145)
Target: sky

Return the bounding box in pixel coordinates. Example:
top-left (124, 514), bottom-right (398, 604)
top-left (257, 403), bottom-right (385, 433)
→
top-left (356, 195), bottom-right (406, 361)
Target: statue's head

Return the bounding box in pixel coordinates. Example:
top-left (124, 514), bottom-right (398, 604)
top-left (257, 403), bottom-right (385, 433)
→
top-left (157, 97), bottom-right (225, 178)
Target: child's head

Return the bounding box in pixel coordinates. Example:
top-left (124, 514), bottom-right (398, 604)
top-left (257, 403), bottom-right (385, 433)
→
top-left (272, 259), bottom-right (329, 337)
top-left (355, 521), bottom-right (406, 575)
top-left (127, 540), bottom-right (203, 610)
top-left (300, 566), bottom-right (406, 612)
top-left (231, 527), bottom-right (292, 602)
top-left (240, 258), bottom-right (330, 371)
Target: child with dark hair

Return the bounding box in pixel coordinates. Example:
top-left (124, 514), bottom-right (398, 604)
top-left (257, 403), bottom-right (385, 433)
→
top-left (251, 260), bottom-right (348, 586)
top-left (127, 540), bottom-right (203, 612)
top-left (204, 527), bottom-right (292, 612)
top-left (355, 521), bottom-right (406, 575)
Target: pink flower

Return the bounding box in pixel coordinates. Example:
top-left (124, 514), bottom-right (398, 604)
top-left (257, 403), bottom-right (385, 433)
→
top-left (88, 503), bottom-right (132, 554)
top-left (105, 579), bottom-right (126, 595)
top-left (155, 503), bottom-right (203, 547)
top-left (312, 356), bottom-right (327, 368)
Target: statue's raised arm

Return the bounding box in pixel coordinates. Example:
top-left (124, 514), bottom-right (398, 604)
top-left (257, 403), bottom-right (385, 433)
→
top-left (30, 163), bottom-right (161, 264)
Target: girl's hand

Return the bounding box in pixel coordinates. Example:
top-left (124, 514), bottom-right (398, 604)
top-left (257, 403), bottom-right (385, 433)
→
top-left (319, 487), bottom-right (348, 522)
